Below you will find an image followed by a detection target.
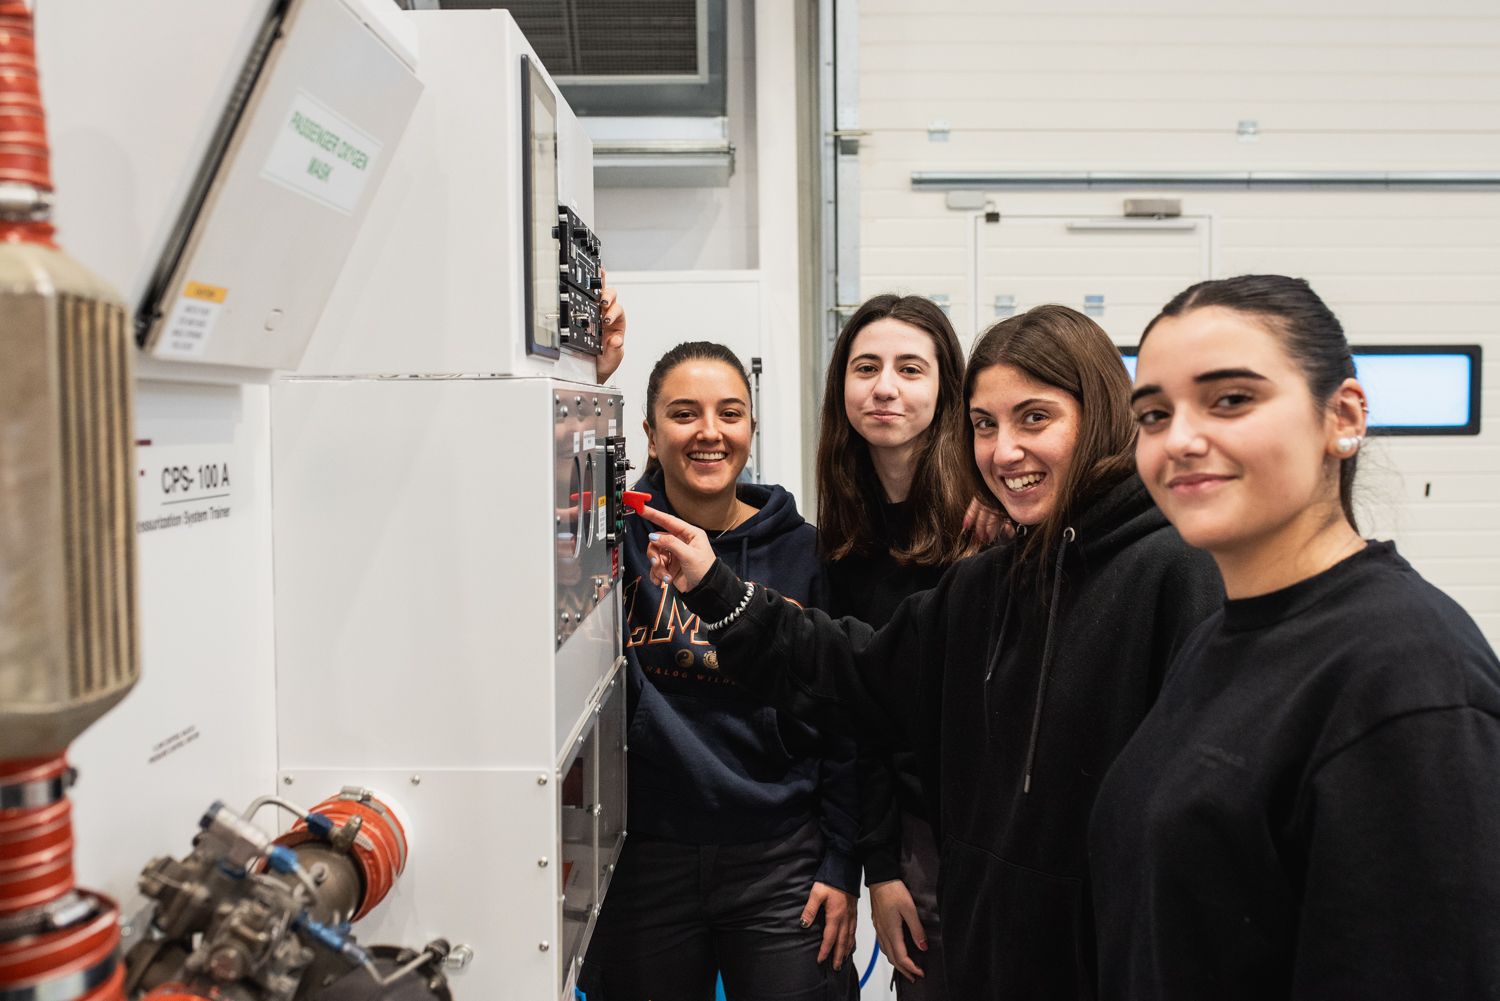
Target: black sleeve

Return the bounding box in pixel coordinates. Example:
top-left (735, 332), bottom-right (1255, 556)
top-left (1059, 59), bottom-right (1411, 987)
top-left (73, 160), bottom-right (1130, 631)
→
top-left (1291, 705), bottom-right (1500, 997)
top-left (683, 557), bottom-right (953, 747)
top-left (855, 746), bottom-right (903, 886)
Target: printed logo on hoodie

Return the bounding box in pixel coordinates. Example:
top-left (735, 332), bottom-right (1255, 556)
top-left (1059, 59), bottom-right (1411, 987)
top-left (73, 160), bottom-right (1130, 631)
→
top-left (624, 575), bottom-right (802, 685)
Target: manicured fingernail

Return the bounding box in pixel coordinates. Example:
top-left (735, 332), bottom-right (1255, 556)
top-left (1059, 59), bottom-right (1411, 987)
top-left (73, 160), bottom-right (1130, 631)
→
top-left (917, 940), bottom-right (928, 951)
top-left (649, 532), bottom-right (661, 541)
top-left (799, 918), bottom-right (810, 929)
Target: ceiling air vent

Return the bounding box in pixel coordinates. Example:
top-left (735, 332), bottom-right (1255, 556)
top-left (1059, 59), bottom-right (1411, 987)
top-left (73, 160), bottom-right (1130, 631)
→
top-left (410, 0), bottom-right (725, 117)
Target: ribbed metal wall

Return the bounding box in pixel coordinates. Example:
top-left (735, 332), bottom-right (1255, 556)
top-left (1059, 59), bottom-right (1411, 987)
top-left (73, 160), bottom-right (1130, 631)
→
top-left (439, 0), bottom-right (700, 75)
top-left (56, 292), bottom-right (137, 701)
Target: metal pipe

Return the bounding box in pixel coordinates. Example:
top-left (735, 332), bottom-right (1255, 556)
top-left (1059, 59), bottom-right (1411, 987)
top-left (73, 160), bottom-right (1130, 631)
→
top-left (911, 170), bottom-right (1500, 192)
top-left (242, 796), bottom-right (311, 824)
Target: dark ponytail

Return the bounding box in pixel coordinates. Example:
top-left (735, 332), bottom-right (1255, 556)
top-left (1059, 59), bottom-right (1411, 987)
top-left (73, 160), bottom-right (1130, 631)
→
top-left (641, 341), bottom-right (753, 480)
top-left (1142, 274), bottom-right (1359, 528)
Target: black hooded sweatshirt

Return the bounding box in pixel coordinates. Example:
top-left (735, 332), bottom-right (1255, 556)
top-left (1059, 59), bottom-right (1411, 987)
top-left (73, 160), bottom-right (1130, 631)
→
top-left (681, 475), bottom-right (1223, 1000)
top-left (620, 472), bottom-right (860, 892)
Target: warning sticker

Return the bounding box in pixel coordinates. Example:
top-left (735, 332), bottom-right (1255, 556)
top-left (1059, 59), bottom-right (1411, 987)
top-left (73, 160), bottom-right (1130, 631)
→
top-left (155, 282), bottom-right (228, 359)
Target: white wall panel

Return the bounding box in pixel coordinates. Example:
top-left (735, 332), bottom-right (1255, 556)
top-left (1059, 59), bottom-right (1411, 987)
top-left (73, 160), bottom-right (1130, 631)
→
top-left (69, 382), bottom-right (277, 904)
top-left (854, 0), bottom-right (1500, 660)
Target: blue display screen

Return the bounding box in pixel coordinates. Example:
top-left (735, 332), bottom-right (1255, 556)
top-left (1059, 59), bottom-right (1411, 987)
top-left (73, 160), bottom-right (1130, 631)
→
top-left (1353, 353), bottom-right (1472, 430)
top-left (1117, 345), bottom-right (1481, 435)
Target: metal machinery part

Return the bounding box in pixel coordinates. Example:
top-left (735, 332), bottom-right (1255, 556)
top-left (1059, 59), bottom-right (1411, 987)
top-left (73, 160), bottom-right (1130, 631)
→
top-left (124, 794), bottom-right (448, 1001)
top-left (0, 4), bottom-right (136, 999)
top-left (272, 789), bottom-right (409, 923)
top-left (555, 388), bottom-right (625, 648)
top-left (553, 205), bottom-right (603, 355)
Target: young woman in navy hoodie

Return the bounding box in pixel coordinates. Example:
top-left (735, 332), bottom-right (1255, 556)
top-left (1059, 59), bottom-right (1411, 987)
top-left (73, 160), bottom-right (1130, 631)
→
top-left (818, 294), bottom-right (992, 999)
top-left (583, 341), bottom-right (860, 1001)
top-left (641, 306), bottom-right (1223, 1000)
top-left (1091, 275), bottom-right (1500, 999)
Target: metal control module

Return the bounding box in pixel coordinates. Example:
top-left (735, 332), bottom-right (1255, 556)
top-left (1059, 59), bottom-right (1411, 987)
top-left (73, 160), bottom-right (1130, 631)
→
top-left (554, 205), bottom-right (604, 355)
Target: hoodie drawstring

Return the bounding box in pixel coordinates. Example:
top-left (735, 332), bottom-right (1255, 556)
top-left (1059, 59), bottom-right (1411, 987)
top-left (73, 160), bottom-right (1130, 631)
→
top-left (982, 549), bottom-right (1019, 732)
top-left (1021, 526), bottom-right (1074, 795)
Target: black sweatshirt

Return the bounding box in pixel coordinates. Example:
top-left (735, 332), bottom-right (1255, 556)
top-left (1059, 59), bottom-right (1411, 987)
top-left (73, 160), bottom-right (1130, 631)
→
top-left (621, 472), bottom-right (860, 892)
top-left (1089, 541), bottom-right (1500, 1001)
top-left (826, 500), bottom-right (945, 885)
top-left (684, 475), bottom-right (1223, 1000)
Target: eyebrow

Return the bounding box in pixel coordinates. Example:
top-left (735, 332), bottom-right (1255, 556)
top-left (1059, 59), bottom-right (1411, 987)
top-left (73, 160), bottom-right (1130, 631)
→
top-left (1130, 367), bottom-right (1269, 405)
top-left (850, 352), bottom-right (931, 365)
top-left (664, 397), bottom-right (748, 409)
top-left (1010, 397), bottom-right (1056, 414)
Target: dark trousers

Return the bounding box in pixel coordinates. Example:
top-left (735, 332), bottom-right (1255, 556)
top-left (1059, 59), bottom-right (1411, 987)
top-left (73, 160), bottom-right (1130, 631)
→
top-left (583, 820), bottom-right (854, 1001)
top-left (894, 812), bottom-right (948, 1001)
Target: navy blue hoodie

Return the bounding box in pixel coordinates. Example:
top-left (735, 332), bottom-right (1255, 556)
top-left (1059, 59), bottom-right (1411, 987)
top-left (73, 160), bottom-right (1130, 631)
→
top-left (620, 472), bottom-right (860, 892)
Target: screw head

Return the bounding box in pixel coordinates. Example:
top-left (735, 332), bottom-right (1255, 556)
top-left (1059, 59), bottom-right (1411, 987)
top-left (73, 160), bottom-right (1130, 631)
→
top-left (282, 776), bottom-right (294, 786)
top-left (410, 775), bottom-right (421, 786)
top-left (538, 941), bottom-right (551, 953)
top-left (537, 774), bottom-right (549, 786)
top-left (538, 857), bottom-right (549, 868)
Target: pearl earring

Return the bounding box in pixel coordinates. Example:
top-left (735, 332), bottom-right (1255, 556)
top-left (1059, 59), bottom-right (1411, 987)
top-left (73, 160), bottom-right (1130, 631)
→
top-left (1337, 435), bottom-right (1363, 455)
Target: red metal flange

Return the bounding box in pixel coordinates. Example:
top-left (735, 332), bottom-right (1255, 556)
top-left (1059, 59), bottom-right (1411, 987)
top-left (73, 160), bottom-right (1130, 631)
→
top-left (0, 755), bottom-right (75, 915)
top-left (0, 890), bottom-right (121, 1000)
top-left (0, 0), bottom-right (55, 246)
top-left (275, 791), bottom-right (408, 921)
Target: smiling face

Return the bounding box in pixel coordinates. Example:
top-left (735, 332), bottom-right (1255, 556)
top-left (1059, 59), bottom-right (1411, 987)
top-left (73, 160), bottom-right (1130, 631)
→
top-left (645, 359), bottom-right (753, 505)
top-left (843, 318), bottom-right (941, 457)
top-left (1131, 305), bottom-right (1352, 556)
top-left (968, 363), bottom-right (1081, 526)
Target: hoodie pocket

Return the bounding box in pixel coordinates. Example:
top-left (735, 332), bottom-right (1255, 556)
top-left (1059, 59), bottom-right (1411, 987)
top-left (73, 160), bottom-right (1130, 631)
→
top-left (754, 706), bottom-right (796, 765)
top-left (939, 837), bottom-right (1096, 1001)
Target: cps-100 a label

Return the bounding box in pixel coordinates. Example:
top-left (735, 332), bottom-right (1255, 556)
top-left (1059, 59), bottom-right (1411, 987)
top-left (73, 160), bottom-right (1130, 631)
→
top-left (137, 445), bottom-right (236, 535)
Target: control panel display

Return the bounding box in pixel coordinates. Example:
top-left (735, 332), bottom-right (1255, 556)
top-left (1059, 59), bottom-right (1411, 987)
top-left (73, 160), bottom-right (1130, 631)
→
top-left (523, 56), bottom-right (560, 358)
top-left (1118, 344), bottom-right (1482, 435)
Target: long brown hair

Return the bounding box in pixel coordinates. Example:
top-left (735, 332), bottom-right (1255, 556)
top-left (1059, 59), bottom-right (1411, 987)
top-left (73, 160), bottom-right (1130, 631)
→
top-left (965, 305), bottom-right (1137, 579)
top-left (818, 294), bottom-right (977, 566)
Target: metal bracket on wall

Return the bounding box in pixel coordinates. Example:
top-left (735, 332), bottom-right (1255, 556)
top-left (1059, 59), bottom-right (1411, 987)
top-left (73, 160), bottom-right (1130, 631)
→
top-left (911, 170), bottom-right (1500, 191)
top-left (819, 0), bottom-right (862, 385)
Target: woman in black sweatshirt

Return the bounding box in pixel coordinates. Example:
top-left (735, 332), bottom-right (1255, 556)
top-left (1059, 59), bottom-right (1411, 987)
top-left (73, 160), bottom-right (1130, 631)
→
top-left (817, 294), bottom-right (992, 998)
top-left (583, 341), bottom-right (860, 1001)
top-left (641, 306), bottom-right (1223, 1000)
top-left (1091, 274), bottom-right (1500, 1000)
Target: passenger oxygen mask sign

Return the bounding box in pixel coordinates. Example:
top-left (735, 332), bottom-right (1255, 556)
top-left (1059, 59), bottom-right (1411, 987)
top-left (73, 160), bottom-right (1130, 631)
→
top-left (261, 90), bottom-right (382, 215)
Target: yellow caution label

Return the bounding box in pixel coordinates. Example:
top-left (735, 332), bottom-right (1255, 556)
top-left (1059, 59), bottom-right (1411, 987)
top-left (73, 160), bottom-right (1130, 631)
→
top-left (183, 281), bottom-right (228, 304)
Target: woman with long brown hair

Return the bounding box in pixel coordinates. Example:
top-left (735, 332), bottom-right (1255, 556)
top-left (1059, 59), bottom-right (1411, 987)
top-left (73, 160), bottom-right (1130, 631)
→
top-left (638, 305), bottom-right (1223, 1000)
top-left (815, 294), bottom-right (987, 998)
